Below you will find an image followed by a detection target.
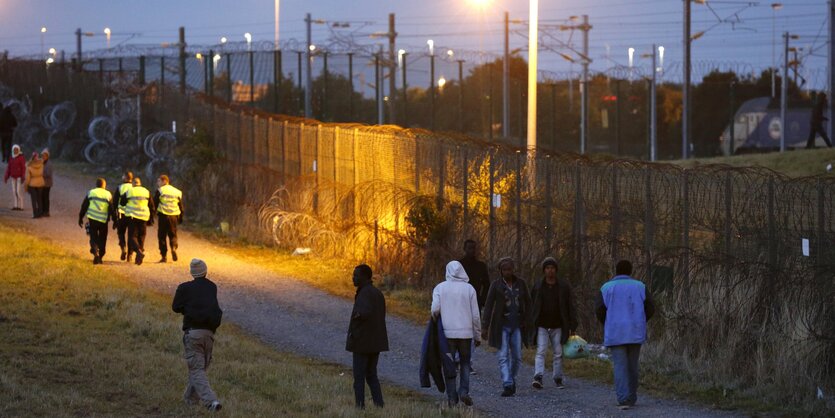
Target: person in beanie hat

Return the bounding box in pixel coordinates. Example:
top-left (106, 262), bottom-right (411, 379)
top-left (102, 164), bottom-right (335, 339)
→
top-left (481, 257), bottom-right (531, 397)
top-left (528, 257), bottom-right (578, 390)
top-left (172, 259), bottom-right (223, 411)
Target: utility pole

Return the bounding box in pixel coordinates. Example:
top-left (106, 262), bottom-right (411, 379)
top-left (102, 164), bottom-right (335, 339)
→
top-left (503, 11), bottom-right (510, 138)
top-left (430, 53), bottom-right (435, 130)
top-left (683, 0), bottom-right (691, 159)
top-left (781, 32), bottom-right (789, 152)
top-left (388, 13), bottom-right (397, 124)
top-left (179, 27), bottom-right (186, 94)
top-left (829, 1), bottom-right (834, 142)
top-left (650, 44), bottom-right (657, 162)
top-left (75, 28), bottom-right (82, 70)
top-left (305, 13), bottom-right (313, 118)
top-left (526, 0), bottom-right (539, 153)
top-left (458, 59), bottom-right (465, 133)
top-left (581, 15), bottom-right (590, 154)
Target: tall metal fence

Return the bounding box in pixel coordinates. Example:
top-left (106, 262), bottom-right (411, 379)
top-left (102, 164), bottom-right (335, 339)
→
top-left (1, 58), bottom-right (832, 402)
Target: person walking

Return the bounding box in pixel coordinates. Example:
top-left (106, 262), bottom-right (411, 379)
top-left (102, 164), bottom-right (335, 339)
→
top-left (113, 171), bottom-right (134, 262)
top-left (346, 264), bottom-right (388, 409)
top-left (481, 257), bottom-right (531, 397)
top-left (122, 177), bottom-right (154, 265)
top-left (0, 104), bottom-right (18, 163)
top-left (4, 144), bottom-right (25, 210)
top-left (806, 93), bottom-right (833, 149)
top-left (77, 178), bottom-right (112, 264)
top-left (431, 260), bottom-right (481, 407)
top-left (23, 152), bottom-right (45, 218)
top-left (172, 258), bottom-right (223, 412)
top-left (529, 257), bottom-right (578, 390)
top-left (154, 174), bottom-right (183, 263)
top-left (40, 149), bottom-right (52, 217)
top-left (595, 260), bottom-right (656, 410)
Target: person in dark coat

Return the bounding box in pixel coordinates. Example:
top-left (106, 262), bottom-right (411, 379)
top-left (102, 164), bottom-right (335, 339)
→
top-left (459, 239), bottom-right (490, 309)
top-left (806, 93), bottom-right (833, 148)
top-left (528, 257), bottom-right (578, 390)
top-left (0, 104), bottom-right (18, 163)
top-left (481, 257), bottom-right (531, 397)
top-left (345, 264), bottom-right (389, 409)
top-left (172, 259), bottom-right (224, 412)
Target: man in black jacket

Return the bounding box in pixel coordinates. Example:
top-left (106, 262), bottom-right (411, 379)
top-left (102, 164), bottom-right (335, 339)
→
top-left (459, 239), bottom-right (489, 309)
top-left (529, 257), bottom-right (577, 390)
top-left (172, 259), bottom-right (223, 412)
top-left (345, 264), bottom-right (389, 409)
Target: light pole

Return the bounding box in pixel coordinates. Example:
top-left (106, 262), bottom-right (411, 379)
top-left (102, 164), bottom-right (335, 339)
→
top-left (772, 3), bottom-right (783, 98)
top-left (526, 0), bottom-right (538, 154)
top-left (40, 27), bottom-right (46, 58)
top-left (104, 27), bottom-right (111, 49)
top-left (781, 32), bottom-right (799, 152)
top-left (275, 0), bottom-right (280, 50)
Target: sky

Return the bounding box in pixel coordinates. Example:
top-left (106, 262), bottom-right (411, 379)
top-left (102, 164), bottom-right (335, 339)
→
top-left (0, 0), bottom-right (829, 87)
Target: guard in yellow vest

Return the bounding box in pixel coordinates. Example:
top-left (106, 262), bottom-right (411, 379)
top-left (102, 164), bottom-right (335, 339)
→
top-left (121, 177), bottom-right (155, 266)
top-left (78, 178), bottom-right (113, 264)
top-left (154, 174), bottom-right (183, 263)
top-left (113, 170), bottom-right (134, 262)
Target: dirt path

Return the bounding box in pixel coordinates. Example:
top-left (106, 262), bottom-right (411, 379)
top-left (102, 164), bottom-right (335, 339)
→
top-left (1, 169), bottom-right (742, 418)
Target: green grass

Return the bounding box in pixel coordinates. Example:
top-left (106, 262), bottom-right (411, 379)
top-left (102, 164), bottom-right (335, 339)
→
top-left (674, 147), bottom-right (835, 178)
top-left (0, 223), bottom-right (473, 417)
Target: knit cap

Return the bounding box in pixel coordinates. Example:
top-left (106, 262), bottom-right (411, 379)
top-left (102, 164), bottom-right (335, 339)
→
top-left (190, 258), bottom-right (207, 279)
top-left (496, 256), bottom-right (514, 270)
top-left (542, 257), bottom-right (558, 271)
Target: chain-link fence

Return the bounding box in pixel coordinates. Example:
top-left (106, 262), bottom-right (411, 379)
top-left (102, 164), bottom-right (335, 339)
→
top-left (1, 57), bottom-right (832, 409)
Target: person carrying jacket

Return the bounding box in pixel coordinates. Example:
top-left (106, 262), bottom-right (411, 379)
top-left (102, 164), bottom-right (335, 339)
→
top-left (4, 144), bottom-right (25, 210)
top-left (529, 257), bottom-right (578, 390)
top-left (121, 177), bottom-right (155, 265)
top-left (345, 264), bottom-right (388, 409)
top-left (113, 171), bottom-right (134, 262)
top-left (419, 315), bottom-right (457, 394)
top-left (430, 260), bottom-right (481, 407)
top-left (595, 260), bottom-right (656, 410)
top-left (481, 257), bottom-right (531, 397)
top-left (172, 258), bottom-right (223, 412)
top-left (78, 178), bottom-right (112, 264)
top-left (154, 174), bottom-right (183, 263)
top-left (23, 152), bottom-right (44, 218)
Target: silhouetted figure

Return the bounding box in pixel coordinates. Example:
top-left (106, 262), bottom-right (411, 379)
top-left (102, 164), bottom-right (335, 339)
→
top-left (806, 93), bottom-right (833, 149)
top-left (0, 105), bottom-right (18, 163)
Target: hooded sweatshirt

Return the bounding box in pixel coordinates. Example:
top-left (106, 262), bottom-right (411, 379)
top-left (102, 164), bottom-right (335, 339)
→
top-left (431, 261), bottom-right (481, 340)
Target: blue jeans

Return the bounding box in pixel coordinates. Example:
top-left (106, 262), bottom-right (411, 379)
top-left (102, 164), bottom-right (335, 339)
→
top-left (352, 353), bottom-right (384, 408)
top-left (497, 327), bottom-right (522, 388)
top-left (610, 344), bottom-right (641, 405)
top-left (446, 338), bottom-right (472, 404)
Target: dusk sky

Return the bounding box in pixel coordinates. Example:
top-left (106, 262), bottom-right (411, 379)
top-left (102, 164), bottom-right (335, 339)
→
top-left (0, 0), bottom-right (829, 87)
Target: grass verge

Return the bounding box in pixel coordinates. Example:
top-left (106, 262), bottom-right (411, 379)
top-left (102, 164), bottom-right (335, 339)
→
top-left (0, 223), bottom-right (471, 417)
top-left (673, 147), bottom-right (835, 178)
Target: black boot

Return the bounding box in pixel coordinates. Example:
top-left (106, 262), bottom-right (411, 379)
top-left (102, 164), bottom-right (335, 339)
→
top-left (171, 250), bottom-right (178, 262)
top-left (135, 252), bottom-right (144, 265)
top-left (120, 247), bottom-right (126, 261)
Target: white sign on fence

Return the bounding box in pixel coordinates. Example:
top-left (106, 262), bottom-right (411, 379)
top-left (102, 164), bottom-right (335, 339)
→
top-left (802, 238), bottom-right (810, 257)
top-left (492, 193), bottom-right (502, 208)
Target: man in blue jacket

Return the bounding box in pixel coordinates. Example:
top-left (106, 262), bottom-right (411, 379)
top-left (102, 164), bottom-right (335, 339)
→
top-left (595, 260), bottom-right (655, 410)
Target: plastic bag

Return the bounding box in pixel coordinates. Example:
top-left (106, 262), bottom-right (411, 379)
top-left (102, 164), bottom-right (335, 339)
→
top-left (562, 335), bottom-right (590, 359)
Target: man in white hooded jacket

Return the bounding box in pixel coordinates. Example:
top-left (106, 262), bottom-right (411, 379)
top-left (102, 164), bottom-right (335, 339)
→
top-left (431, 260), bottom-right (482, 407)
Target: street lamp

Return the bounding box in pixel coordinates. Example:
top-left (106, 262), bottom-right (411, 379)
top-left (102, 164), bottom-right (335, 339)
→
top-left (220, 36), bottom-right (227, 44)
top-left (771, 3), bottom-right (783, 98)
top-left (427, 39), bottom-right (434, 56)
top-left (40, 27), bottom-right (46, 58)
top-left (244, 32), bottom-right (252, 51)
top-left (104, 27), bottom-right (111, 49)
top-left (48, 47), bottom-right (56, 56)
top-left (398, 49), bottom-right (406, 67)
top-left (438, 76), bottom-right (447, 90)
top-left (527, 0), bottom-right (538, 153)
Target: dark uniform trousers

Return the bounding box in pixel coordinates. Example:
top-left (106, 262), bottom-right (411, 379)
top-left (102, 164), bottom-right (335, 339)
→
top-left (117, 215), bottom-right (131, 253)
top-left (158, 214), bottom-right (179, 257)
top-left (127, 217), bottom-right (147, 256)
top-left (89, 219), bottom-right (108, 258)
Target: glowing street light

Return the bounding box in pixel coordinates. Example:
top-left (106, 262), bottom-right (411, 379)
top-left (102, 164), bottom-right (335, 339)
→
top-left (244, 32), bottom-right (252, 50)
top-left (438, 76), bottom-right (447, 90)
top-left (220, 36), bottom-right (228, 44)
top-left (447, 50), bottom-right (454, 59)
top-left (45, 57), bottom-right (54, 65)
top-left (309, 44), bottom-right (316, 52)
top-left (40, 27), bottom-right (47, 58)
top-left (427, 39), bottom-right (434, 56)
top-left (398, 48), bottom-right (406, 67)
top-left (48, 47), bottom-right (56, 56)
top-left (104, 27), bottom-right (111, 49)
top-left (658, 45), bottom-right (665, 72)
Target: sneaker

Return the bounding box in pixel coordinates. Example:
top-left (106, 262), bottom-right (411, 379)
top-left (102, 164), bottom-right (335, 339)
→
top-left (618, 404), bottom-right (631, 410)
top-left (207, 401), bottom-right (222, 411)
top-left (555, 377), bottom-right (565, 389)
top-left (460, 394), bottom-right (473, 406)
top-left (500, 387), bottom-right (514, 397)
top-left (172, 250), bottom-right (178, 262)
top-left (532, 375), bottom-right (543, 389)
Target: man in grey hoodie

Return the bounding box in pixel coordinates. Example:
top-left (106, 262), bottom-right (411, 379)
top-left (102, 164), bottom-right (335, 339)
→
top-left (431, 260), bottom-right (481, 407)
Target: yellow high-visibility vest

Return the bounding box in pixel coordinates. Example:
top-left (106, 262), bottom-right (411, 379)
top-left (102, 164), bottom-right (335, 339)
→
top-left (125, 186), bottom-right (151, 221)
top-left (86, 188), bottom-right (112, 223)
top-left (117, 182), bottom-right (132, 214)
top-left (157, 184), bottom-right (182, 216)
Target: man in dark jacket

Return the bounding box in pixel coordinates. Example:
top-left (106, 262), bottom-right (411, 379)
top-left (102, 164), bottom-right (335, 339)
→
top-left (481, 257), bottom-right (531, 397)
top-left (806, 93), bottom-right (833, 149)
top-left (0, 104), bottom-right (17, 163)
top-left (529, 257), bottom-right (577, 390)
top-left (459, 239), bottom-right (489, 309)
top-left (346, 264), bottom-right (389, 409)
top-left (595, 260), bottom-right (655, 410)
top-left (172, 259), bottom-right (223, 412)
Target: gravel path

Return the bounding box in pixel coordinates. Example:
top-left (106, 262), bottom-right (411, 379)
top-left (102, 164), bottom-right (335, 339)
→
top-left (1, 170), bottom-right (743, 418)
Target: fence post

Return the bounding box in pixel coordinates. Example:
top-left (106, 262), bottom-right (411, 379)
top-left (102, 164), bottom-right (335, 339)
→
top-left (767, 176), bottom-right (776, 268)
top-left (160, 56), bottom-right (165, 108)
top-left (816, 179), bottom-right (825, 270)
top-left (544, 156), bottom-right (553, 253)
top-left (402, 52), bottom-right (408, 128)
top-left (644, 167), bottom-right (654, 282)
top-left (208, 49), bottom-right (214, 97)
top-left (488, 148), bottom-right (496, 263)
top-left (353, 128), bottom-right (359, 223)
top-left (414, 136), bottom-right (420, 194)
top-left (138, 56), bottom-right (145, 86)
top-left (462, 147), bottom-right (469, 234)
top-left (573, 162), bottom-right (584, 281)
top-left (298, 122), bottom-right (304, 177)
top-left (98, 58), bottom-right (104, 81)
top-left (274, 49), bottom-right (281, 114)
top-left (297, 52), bottom-right (303, 115)
top-left (682, 170), bottom-right (690, 282)
top-left (515, 150), bottom-right (522, 265)
top-left (724, 172), bottom-right (733, 258)
top-left (611, 165), bottom-right (619, 267)
top-left (203, 53), bottom-right (209, 94)
top-left (314, 124), bottom-right (321, 215)
top-left (437, 144), bottom-right (445, 210)
top-left (226, 53), bottom-right (233, 103)
top-left (281, 120), bottom-right (288, 177)
top-left (249, 50), bottom-right (255, 106)
top-left (348, 53), bottom-right (354, 120)
top-left (323, 52), bottom-right (328, 120)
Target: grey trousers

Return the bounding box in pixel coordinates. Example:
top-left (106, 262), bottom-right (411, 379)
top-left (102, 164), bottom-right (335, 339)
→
top-left (182, 329), bottom-right (219, 407)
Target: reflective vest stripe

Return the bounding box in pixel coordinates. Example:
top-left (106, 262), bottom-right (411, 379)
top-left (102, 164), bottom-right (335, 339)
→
top-left (86, 188), bottom-right (112, 223)
top-left (125, 187), bottom-right (151, 221)
top-left (157, 184), bottom-right (182, 216)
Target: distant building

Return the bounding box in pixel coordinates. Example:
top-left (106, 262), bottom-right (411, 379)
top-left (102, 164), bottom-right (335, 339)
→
top-left (231, 81), bottom-right (269, 104)
top-left (720, 97), bottom-right (827, 155)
